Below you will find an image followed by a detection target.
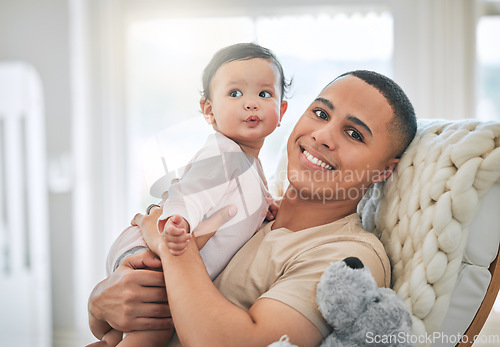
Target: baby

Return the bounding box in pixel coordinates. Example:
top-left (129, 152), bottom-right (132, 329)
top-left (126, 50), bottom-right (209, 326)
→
top-left (90, 42), bottom-right (289, 347)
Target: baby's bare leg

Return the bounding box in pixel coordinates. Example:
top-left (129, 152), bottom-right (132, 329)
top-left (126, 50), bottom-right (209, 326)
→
top-left (118, 328), bottom-right (173, 347)
top-left (86, 329), bottom-right (122, 347)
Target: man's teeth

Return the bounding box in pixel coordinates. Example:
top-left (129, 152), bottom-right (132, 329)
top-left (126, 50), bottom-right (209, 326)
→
top-left (303, 150), bottom-right (333, 170)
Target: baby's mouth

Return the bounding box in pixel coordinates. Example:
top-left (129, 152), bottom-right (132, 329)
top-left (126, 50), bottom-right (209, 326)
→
top-left (301, 147), bottom-right (335, 170)
top-left (246, 115), bottom-right (261, 123)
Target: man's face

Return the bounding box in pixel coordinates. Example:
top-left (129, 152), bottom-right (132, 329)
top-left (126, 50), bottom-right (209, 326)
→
top-left (286, 75), bottom-right (399, 202)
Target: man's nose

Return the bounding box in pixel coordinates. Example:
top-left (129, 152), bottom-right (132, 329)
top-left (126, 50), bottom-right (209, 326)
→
top-left (312, 126), bottom-right (336, 150)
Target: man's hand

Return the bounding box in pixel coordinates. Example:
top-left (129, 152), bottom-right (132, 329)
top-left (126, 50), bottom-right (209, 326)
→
top-left (194, 205), bottom-right (238, 236)
top-left (266, 201), bottom-right (279, 221)
top-left (88, 250), bottom-right (172, 336)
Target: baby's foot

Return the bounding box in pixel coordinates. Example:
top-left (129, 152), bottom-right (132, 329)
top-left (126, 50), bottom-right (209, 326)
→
top-left (165, 215), bottom-right (191, 256)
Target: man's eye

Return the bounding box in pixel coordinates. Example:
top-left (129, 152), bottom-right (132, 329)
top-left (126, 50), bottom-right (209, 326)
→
top-left (230, 90), bottom-right (242, 97)
top-left (259, 91), bottom-right (272, 98)
top-left (314, 109), bottom-right (328, 120)
top-left (346, 129), bottom-right (363, 142)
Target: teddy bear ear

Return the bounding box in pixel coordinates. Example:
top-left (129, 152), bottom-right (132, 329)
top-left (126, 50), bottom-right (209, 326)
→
top-left (343, 257), bottom-right (364, 269)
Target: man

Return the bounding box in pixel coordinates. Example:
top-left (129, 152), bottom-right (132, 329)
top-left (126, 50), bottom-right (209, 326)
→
top-left (88, 70), bottom-right (416, 346)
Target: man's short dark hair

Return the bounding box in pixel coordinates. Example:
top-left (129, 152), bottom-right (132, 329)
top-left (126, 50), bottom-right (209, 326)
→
top-left (335, 70), bottom-right (417, 158)
top-left (201, 42), bottom-right (290, 102)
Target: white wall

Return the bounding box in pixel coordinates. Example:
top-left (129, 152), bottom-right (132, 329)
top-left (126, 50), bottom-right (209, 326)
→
top-left (0, 0), bottom-right (82, 344)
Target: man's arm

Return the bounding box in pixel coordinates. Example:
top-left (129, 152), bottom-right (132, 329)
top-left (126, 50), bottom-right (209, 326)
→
top-left (137, 208), bottom-right (323, 347)
top-left (88, 250), bottom-right (172, 337)
top-left (89, 202), bottom-right (237, 339)
top-left (88, 285), bottom-right (112, 339)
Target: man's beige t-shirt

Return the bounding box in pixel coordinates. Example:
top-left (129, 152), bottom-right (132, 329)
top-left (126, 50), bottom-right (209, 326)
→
top-left (168, 213), bottom-right (390, 345)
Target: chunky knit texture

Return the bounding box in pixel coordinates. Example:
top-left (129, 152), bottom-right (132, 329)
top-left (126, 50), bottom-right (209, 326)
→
top-left (358, 119), bottom-right (500, 343)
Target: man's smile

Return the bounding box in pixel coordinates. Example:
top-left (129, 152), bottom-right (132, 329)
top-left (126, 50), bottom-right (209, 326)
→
top-left (299, 146), bottom-right (336, 170)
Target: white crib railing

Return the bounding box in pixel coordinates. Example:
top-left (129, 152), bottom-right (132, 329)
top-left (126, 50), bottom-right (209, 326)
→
top-left (0, 62), bottom-right (51, 347)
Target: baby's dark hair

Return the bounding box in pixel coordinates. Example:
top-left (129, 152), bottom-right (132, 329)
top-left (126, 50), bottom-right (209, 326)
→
top-left (335, 70), bottom-right (417, 158)
top-left (201, 42), bottom-right (290, 102)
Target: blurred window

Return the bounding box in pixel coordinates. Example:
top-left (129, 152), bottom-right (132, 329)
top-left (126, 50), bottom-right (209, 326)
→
top-left (476, 16), bottom-right (500, 121)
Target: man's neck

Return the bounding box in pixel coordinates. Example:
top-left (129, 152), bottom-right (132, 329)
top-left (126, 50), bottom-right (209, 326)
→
top-left (272, 187), bottom-right (359, 232)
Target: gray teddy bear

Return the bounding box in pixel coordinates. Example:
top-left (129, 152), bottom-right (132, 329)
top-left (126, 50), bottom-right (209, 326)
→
top-left (269, 257), bottom-right (414, 347)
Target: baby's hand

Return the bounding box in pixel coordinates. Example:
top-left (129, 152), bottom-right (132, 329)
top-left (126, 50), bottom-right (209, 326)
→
top-left (164, 215), bottom-right (191, 256)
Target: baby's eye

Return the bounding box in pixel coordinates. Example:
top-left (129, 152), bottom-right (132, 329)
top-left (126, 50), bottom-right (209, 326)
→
top-left (346, 129), bottom-right (364, 142)
top-left (314, 109), bottom-right (329, 120)
top-left (259, 91), bottom-right (272, 98)
top-left (230, 90), bottom-right (242, 97)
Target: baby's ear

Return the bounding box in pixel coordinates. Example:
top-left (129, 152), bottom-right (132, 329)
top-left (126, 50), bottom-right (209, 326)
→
top-left (279, 100), bottom-right (288, 122)
top-left (200, 98), bottom-right (215, 125)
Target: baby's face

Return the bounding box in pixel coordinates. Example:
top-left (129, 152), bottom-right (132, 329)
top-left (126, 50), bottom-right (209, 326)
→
top-left (201, 58), bottom-right (287, 151)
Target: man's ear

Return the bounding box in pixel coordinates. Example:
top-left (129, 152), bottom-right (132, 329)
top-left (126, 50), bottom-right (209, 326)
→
top-left (200, 98), bottom-right (215, 125)
top-left (372, 158), bottom-right (399, 183)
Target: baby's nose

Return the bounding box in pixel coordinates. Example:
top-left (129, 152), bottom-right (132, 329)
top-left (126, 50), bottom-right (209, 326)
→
top-left (245, 98), bottom-right (259, 110)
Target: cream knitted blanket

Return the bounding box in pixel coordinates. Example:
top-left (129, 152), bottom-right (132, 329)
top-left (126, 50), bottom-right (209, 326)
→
top-left (358, 119), bottom-right (500, 342)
